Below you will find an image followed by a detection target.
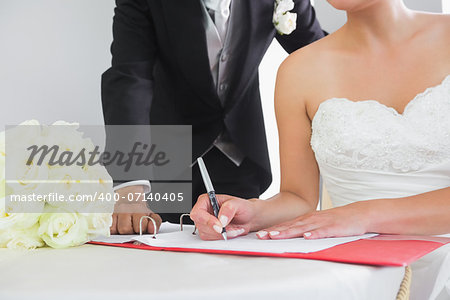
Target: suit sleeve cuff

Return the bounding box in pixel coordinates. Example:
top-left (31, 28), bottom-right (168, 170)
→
top-left (113, 180), bottom-right (151, 193)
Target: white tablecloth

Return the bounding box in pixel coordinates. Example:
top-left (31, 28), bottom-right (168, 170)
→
top-left (0, 244), bottom-right (405, 300)
top-left (410, 243), bottom-right (450, 300)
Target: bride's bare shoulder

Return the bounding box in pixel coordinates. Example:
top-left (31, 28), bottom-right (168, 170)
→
top-left (433, 13), bottom-right (450, 41)
top-left (281, 32), bottom-right (340, 73)
top-left (413, 12), bottom-right (450, 62)
top-left (276, 32), bottom-right (342, 101)
top-left (426, 12), bottom-right (450, 27)
top-left (417, 12), bottom-right (450, 40)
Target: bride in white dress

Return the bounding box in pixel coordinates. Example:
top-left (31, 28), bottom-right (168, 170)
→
top-left (191, 0), bottom-right (449, 297)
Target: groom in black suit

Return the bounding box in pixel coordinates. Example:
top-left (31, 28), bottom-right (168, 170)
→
top-left (102, 0), bottom-right (324, 232)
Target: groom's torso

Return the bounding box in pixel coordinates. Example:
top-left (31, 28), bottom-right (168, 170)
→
top-left (148, 0), bottom-right (277, 122)
top-left (148, 0), bottom-right (279, 184)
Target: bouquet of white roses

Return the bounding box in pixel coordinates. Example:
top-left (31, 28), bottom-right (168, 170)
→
top-left (0, 120), bottom-right (114, 249)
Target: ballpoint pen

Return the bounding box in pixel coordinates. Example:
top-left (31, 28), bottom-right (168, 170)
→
top-left (197, 157), bottom-right (227, 241)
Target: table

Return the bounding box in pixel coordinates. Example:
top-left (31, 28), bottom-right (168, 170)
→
top-left (409, 244), bottom-right (450, 300)
top-left (0, 244), bottom-right (406, 300)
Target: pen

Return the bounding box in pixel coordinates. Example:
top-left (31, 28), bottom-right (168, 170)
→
top-left (197, 157), bottom-right (227, 241)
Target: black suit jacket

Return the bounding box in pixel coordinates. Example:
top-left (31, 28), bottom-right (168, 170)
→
top-left (101, 0), bottom-right (324, 193)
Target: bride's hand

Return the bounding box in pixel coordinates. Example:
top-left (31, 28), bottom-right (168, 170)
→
top-left (190, 194), bottom-right (258, 240)
top-left (256, 203), bottom-right (370, 240)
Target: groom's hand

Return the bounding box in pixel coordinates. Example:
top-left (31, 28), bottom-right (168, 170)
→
top-left (110, 185), bottom-right (162, 235)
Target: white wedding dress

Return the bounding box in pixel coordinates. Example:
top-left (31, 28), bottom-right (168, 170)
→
top-left (311, 75), bottom-right (450, 300)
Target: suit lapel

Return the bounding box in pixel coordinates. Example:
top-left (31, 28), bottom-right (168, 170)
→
top-left (161, 0), bottom-right (221, 110)
top-left (224, 0), bottom-right (273, 111)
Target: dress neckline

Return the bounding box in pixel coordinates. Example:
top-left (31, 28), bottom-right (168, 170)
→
top-left (312, 74), bottom-right (450, 124)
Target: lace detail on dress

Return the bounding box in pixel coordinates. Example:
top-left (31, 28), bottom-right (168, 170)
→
top-left (311, 75), bottom-right (450, 173)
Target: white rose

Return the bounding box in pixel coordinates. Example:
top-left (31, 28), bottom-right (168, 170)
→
top-left (5, 123), bottom-right (49, 198)
top-left (0, 130), bottom-right (5, 199)
top-left (0, 212), bottom-right (42, 231)
top-left (0, 197), bottom-right (43, 249)
top-left (45, 164), bottom-right (114, 213)
top-left (45, 165), bottom-right (89, 212)
top-left (5, 223), bottom-right (44, 250)
top-left (0, 229), bottom-right (10, 247)
top-left (19, 120), bottom-right (41, 126)
top-left (51, 120), bottom-right (79, 126)
top-left (0, 197), bottom-right (44, 230)
top-left (43, 122), bottom-right (96, 157)
top-left (275, 0), bottom-right (295, 16)
top-left (83, 164), bottom-right (115, 213)
top-left (274, 12), bottom-right (297, 35)
top-left (82, 213), bottom-right (113, 239)
top-left (7, 121), bottom-right (42, 148)
top-left (3, 195), bottom-right (45, 216)
top-left (38, 208), bottom-right (89, 248)
top-left (0, 130), bottom-right (4, 154)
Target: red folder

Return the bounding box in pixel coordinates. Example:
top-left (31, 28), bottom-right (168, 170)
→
top-left (89, 235), bottom-right (450, 267)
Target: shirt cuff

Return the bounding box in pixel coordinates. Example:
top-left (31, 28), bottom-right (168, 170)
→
top-left (113, 180), bottom-right (151, 193)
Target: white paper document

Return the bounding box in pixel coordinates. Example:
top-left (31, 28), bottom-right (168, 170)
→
top-left (93, 222), bottom-right (377, 254)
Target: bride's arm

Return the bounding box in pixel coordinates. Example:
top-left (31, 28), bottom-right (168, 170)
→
top-left (363, 187), bottom-right (450, 235)
top-left (261, 185), bottom-right (450, 240)
top-left (248, 57), bottom-right (322, 231)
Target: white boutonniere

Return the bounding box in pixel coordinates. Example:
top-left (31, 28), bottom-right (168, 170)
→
top-left (273, 0), bottom-right (297, 35)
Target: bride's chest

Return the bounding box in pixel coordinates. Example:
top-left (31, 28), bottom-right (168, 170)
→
top-left (310, 76), bottom-right (450, 172)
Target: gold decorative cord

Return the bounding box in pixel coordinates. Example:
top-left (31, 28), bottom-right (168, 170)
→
top-left (396, 266), bottom-right (412, 300)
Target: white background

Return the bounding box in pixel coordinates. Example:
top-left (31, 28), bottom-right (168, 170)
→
top-left (0, 0), bottom-right (447, 198)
